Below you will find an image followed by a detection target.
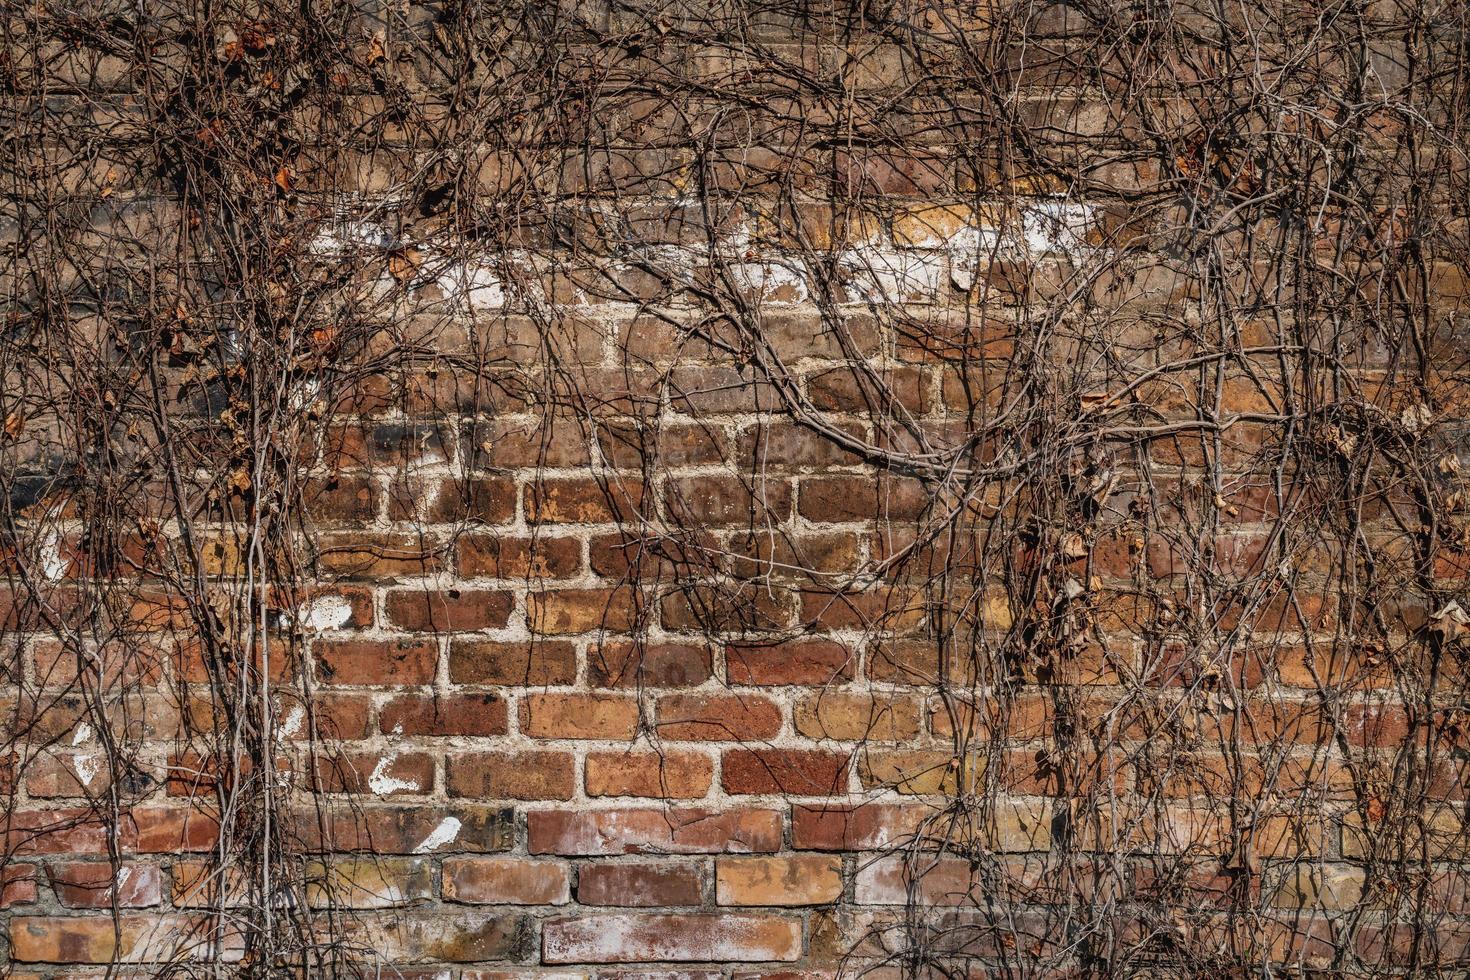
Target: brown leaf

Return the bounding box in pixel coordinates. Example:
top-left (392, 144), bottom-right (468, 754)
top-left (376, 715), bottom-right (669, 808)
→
top-left (387, 248), bottom-right (422, 281)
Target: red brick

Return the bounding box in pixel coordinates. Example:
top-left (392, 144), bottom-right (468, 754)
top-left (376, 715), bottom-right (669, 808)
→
top-left (0, 864), bottom-right (37, 906)
top-left (315, 532), bottom-right (445, 579)
top-left (443, 856), bottom-right (570, 905)
top-left (128, 806), bottom-right (221, 853)
top-left (656, 694), bottom-right (783, 741)
top-left (457, 535), bottom-right (582, 579)
top-left (793, 692), bottom-right (923, 742)
top-left (8, 915), bottom-right (234, 963)
top-left (726, 640), bottom-right (853, 686)
top-left (449, 639), bottom-right (577, 685)
top-left (798, 476), bottom-right (928, 522)
top-left (319, 751), bottom-right (435, 797)
top-left (303, 474), bottom-right (378, 522)
top-left (421, 475), bottom-right (516, 524)
top-left (662, 586), bottom-right (797, 632)
top-left (379, 693), bottom-right (508, 737)
top-left (447, 751), bottom-right (575, 800)
top-left (526, 477), bottom-right (645, 523)
top-left (666, 476), bottom-right (792, 526)
top-left (522, 693), bottom-right (640, 739)
top-left (586, 750), bottom-right (713, 798)
top-left (589, 641), bottom-right (714, 688)
top-left (317, 638), bottom-right (437, 685)
top-left (295, 805), bottom-right (514, 854)
top-left (4, 810), bottom-right (118, 857)
top-left (528, 588), bottom-right (639, 634)
top-left (722, 749), bottom-right (850, 795)
top-left (597, 421), bottom-right (729, 467)
top-left (542, 913), bottom-right (800, 963)
top-left (577, 861), bottom-right (704, 906)
top-left (790, 803), bottom-right (927, 850)
top-left (528, 808), bottom-right (782, 855)
top-left (48, 861), bottom-right (162, 909)
top-left (716, 855), bottom-right (842, 906)
top-left (384, 589), bottom-right (513, 632)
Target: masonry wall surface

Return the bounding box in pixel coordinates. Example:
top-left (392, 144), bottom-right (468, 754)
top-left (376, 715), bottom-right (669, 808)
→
top-left (2, 0), bottom-right (1470, 976)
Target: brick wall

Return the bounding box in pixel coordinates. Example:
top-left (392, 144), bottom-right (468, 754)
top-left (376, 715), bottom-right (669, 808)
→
top-left (3, 0), bottom-right (1470, 975)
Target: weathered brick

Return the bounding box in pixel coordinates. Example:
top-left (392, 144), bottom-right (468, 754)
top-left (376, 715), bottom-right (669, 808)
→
top-left (385, 589), bottom-right (514, 632)
top-left (9, 915), bottom-right (237, 963)
top-left (793, 693), bottom-right (923, 742)
top-left (791, 804), bottom-right (927, 850)
top-left (305, 857), bottom-right (433, 908)
top-left (450, 640), bottom-right (577, 685)
top-left (726, 640), bottom-right (853, 686)
top-left (447, 751), bottom-right (576, 800)
top-left (1270, 864), bottom-right (1365, 910)
top-left (421, 475), bottom-right (517, 524)
top-left (48, 861), bottom-right (162, 908)
top-left (586, 750), bottom-right (713, 798)
top-left (321, 750), bottom-right (435, 797)
top-left (315, 532), bottom-right (445, 579)
top-left (577, 861), bottom-right (704, 906)
top-left (528, 588), bottom-right (639, 634)
top-left (458, 535), bottom-right (582, 579)
top-left (526, 478), bottom-right (645, 524)
top-left (528, 808), bottom-right (783, 855)
top-left (542, 913), bottom-right (801, 964)
top-left (798, 476), bottom-right (929, 523)
top-left (1, 864), bottom-right (37, 906)
top-left (666, 476), bottom-right (792, 526)
top-left (522, 693), bottom-right (641, 740)
top-left (716, 855), bottom-right (842, 906)
top-left (722, 749), bottom-right (850, 795)
top-left (589, 641), bottom-right (714, 688)
top-left (656, 695), bottom-right (783, 741)
top-left (317, 638), bottom-right (437, 686)
top-left (344, 910), bottom-right (530, 963)
top-left (379, 693), bottom-right (508, 737)
top-left (443, 856), bottom-right (570, 905)
top-left (297, 805), bottom-right (514, 854)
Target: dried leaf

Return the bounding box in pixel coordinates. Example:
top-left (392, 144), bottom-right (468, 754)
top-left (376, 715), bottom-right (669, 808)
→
top-left (1429, 601), bottom-right (1470, 641)
top-left (387, 248), bottom-right (422, 281)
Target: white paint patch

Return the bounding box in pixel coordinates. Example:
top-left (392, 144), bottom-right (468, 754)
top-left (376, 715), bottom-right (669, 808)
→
top-left (71, 723), bottom-right (93, 747)
top-left (728, 259), bottom-right (809, 304)
top-left (309, 219), bottom-right (395, 255)
top-left (840, 246), bottom-right (948, 303)
top-left (413, 816), bottom-right (462, 854)
top-left (946, 226), bottom-right (1005, 291)
top-left (303, 595), bottom-right (354, 631)
top-left (368, 755), bottom-right (420, 796)
top-left (39, 530), bottom-right (67, 581)
top-left (277, 705), bottom-right (304, 740)
top-left (1021, 200), bottom-right (1096, 256)
top-left (442, 261), bottom-right (505, 309)
top-left (72, 753), bottom-right (101, 787)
